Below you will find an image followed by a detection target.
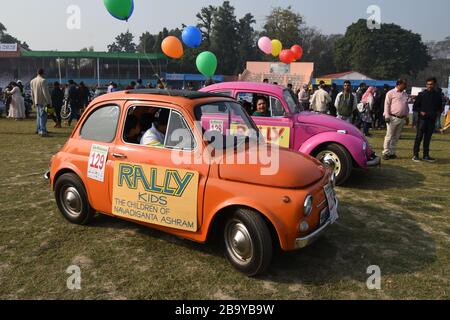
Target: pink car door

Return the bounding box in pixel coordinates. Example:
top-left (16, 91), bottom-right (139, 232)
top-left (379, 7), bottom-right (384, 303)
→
top-left (235, 91), bottom-right (294, 149)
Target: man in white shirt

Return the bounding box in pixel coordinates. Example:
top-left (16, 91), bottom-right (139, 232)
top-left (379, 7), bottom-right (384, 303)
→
top-left (140, 108), bottom-right (170, 147)
top-left (30, 69), bottom-right (52, 136)
top-left (310, 81), bottom-right (332, 114)
top-left (298, 84), bottom-right (310, 110)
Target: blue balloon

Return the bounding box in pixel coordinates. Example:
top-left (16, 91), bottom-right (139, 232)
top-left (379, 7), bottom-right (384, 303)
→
top-left (182, 26), bottom-right (203, 48)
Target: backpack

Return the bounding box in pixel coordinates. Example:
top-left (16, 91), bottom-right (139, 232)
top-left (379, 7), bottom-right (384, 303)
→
top-left (337, 93), bottom-right (355, 117)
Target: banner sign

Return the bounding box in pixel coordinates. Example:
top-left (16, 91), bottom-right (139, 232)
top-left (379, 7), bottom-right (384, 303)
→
top-left (0, 43), bottom-right (18, 52)
top-left (112, 162), bottom-right (199, 232)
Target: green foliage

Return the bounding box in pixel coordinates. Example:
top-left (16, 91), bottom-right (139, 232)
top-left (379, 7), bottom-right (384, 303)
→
top-left (137, 32), bottom-right (155, 54)
top-left (210, 1), bottom-right (239, 74)
top-left (107, 30), bottom-right (136, 53)
top-left (262, 6), bottom-right (304, 47)
top-left (0, 21), bottom-right (30, 50)
top-left (196, 5), bottom-right (217, 48)
top-left (334, 19), bottom-right (431, 79)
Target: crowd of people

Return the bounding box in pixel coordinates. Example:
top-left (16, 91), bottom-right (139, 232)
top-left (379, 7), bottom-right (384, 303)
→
top-left (295, 81), bottom-right (396, 136)
top-left (2, 68), bottom-right (449, 162)
top-left (289, 78), bottom-right (449, 162)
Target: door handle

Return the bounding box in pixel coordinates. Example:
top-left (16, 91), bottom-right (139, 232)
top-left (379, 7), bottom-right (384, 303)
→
top-left (113, 153), bottom-right (127, 159)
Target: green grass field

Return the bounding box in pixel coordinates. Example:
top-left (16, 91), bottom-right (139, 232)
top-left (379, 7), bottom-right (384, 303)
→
top-left (0, 117), bottom-right (449, 300)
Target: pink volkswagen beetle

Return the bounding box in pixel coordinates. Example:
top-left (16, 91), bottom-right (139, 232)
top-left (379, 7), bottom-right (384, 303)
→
top-left (201, 82), bottom-right (380, 185)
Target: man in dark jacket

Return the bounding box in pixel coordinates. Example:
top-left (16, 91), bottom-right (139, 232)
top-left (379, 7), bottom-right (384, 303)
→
top-left (51, 82), bottom-right (64, 128)
top-left (412, 77), bottom-right (443, 162)
top-left (68, 80), bottom-right (80, 127)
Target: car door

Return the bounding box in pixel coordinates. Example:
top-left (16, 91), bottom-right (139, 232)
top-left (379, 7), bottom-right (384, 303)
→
top-left (236, 91), bottom-right (294, 148)
top-left (109, 101), bottom-right (209, 234)
top-left (71, 102), bottom-right (122, 214)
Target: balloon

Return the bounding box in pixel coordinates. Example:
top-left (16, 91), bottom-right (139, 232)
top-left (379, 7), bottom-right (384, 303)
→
top-left (279, 49), bottom-right (295, 64)
top-left (258, 37), bottom-right (272, 55)
top-left (103, 0), bottom-right (134, 21)
top-left (291, 45), bottom-right (303, 61)
top-left (271, 39), bottom-right (282, 57)
top-left (161, 36), bottom-right (184, 59)
top-left (196, 51), bottom-right (217, 78)
top-left (182, 26), bottom-right (203, 48)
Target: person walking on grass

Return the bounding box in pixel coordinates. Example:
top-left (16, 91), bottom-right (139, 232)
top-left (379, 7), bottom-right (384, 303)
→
top-left (382, 79), bottom-right (409, 161)
top-left (335, 80), bottom-right (357, 123)
top-left (310, 81), bottom-right (331, 114)
top-left (412, 77), bottom-right (444, 163)
top-left (30, 69), bottom-right (52, 137)
top-left (5, 82), bottom-right (25, 120)
top-left (360, 86), bottom-right (376, 137)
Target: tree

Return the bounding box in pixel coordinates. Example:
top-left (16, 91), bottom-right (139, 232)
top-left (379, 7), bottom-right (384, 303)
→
top-left (236, 13), bottom-right (257, 73)
top-left (262, 7), bottom-right (304, 48)
top-left (196, 5), bottom-right (217, 48)
top-left (107, 30), bottom-right (136, 53)
top-left (0, 22), bottom-right (30, 50)
top-left (210, 1), bottom-right (239, 74)
top-left (426, 37), bottom-right (450, 60)
top-left (137, 32), bottom-right (156, 53)
top-left (0, 22), bottom-right (6, 36)
top-left (300, 28), bottom-right (342, 75)
top-left (334, 19), bottom-right (431, 79)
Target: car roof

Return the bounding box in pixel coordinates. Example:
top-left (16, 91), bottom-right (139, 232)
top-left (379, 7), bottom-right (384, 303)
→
top-left (89, 89), bottom-right (236, 111)
top-left (201, 81), bottom-right (286, 94)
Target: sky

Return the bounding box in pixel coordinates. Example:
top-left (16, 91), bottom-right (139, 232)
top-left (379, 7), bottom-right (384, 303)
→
top-left (1, 0), bottom-right (449, 51)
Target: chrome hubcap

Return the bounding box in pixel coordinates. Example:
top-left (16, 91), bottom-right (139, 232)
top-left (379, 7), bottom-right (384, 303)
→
top-left (319, 151), bottom-right (342, 177)
top-left (62, 187), bottom-right (82, 218)
top-left (225, 221), bottom-right (253, 264)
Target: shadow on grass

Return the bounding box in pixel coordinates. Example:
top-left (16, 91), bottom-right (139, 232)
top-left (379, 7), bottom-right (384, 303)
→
top-left (265, 200), bottom-right (437, 285)
top-left (344, 164), bottom-right (426, 190)
top-left (86, 197), bottom-right (436, 286)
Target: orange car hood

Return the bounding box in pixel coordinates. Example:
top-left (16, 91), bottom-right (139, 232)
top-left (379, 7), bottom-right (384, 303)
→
top-left (218, 145), bottom-right (325, 188)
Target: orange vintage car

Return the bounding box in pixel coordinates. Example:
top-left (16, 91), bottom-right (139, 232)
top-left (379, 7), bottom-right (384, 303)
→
top-left (46, 90), bottom-right (339, 276)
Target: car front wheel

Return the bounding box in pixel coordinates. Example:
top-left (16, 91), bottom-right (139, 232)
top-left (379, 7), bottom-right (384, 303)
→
top-left (54, 173), bottom-right (95, 225)
top-left (316, 143), bottom-right (352, 186)
top-left (223, 208), bottom-right (273, 276)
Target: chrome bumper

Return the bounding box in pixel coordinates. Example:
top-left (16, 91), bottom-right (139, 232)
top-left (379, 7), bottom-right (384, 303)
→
top-left (295, 200), bottom-right (339, 249)
top-left (367, 155), bottom-right (381, 167)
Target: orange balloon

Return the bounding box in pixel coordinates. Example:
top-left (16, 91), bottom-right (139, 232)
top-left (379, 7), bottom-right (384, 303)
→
top-left (161, 36), bottom-right (184, 59)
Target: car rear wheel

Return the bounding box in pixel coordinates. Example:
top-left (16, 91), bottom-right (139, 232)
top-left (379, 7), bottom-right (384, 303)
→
top-left (223, 208), bottom-right (273, 276)
top-left (316, 143), bottom-right (352, 186)
top-left (55, 173), bottom-right (94, 225)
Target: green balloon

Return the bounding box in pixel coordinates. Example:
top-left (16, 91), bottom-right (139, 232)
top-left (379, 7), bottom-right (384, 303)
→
top-left (196, 51), bottom-right (217, 78)
top-left (103, 0), bottom-right (134, 21)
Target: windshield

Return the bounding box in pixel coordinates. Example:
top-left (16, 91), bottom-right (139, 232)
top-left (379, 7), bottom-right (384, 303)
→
top-left (195, 101), bottom-right (261, 149)
top-left (284, 90), bottom-right (301, 114)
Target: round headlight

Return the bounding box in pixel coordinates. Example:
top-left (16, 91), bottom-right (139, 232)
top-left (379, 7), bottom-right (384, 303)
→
top-left (303, 195), bottom-right (313, 217)
top-left (323, 154), bottom-right (336, 171)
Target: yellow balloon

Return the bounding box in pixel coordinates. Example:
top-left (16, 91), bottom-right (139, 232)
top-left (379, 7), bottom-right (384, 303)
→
top-left (271, 39), bottom-right (282, 57)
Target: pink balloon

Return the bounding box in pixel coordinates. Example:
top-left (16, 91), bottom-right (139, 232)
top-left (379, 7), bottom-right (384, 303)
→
top-left (258, 37), bottom-right (272, 55)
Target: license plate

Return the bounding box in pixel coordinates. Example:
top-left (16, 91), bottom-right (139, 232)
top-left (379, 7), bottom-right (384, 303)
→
top-left (324, 184), bottom-right (339, 224)
top-left (320, 208), bottom-right (330, 226)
